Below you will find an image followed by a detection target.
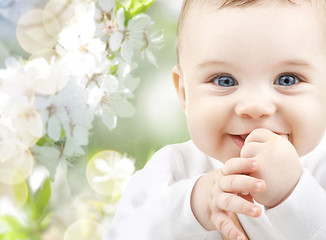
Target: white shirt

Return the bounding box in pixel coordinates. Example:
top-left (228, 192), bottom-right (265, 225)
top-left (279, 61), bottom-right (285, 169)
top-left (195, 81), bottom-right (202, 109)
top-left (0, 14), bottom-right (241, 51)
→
top-left (104, 135), bottom-right (326, 240)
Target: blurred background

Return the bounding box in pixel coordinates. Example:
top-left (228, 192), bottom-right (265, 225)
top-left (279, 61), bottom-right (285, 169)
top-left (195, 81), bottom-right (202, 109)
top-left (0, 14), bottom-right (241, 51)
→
top-left (0, 0), bottom-right (189, 171)
top-left (89, 0), bottom-right (190, 170)
top-left (0, 1), bottom-right (190, 238)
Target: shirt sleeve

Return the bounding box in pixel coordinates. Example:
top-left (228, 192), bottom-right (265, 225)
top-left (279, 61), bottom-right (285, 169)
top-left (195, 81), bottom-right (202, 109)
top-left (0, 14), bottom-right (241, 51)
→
top-left (265, 169), bottom-right (326, 240)
top-left (103, 145), bottom-right (212, 240)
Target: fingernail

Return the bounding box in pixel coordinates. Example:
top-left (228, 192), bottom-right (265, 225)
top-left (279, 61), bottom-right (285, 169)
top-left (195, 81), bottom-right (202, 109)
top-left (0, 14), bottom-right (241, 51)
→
top-left (250, 206), bottom-right (260, 216)
top-left (236, 235), bottom-right (244, 240)
top-left (251, 161), bottom-right (258, 169)
top-left (256, 182), bottom-right (263, 191)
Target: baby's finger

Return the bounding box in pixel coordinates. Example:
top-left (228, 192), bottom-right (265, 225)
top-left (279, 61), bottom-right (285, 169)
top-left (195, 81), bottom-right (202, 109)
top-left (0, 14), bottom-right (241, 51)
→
top-left (211, 212), bottom-right (246, 240)
top-left (223, 158), bottom-right (258, 175)
top-left (220, 174), bottom-right (265, 194)
top-left (216, 192), bottom-right (262, 217)
top-left (240, 142), bottom-right (262, 158)
top-left (245, 128), bottom-right (275, 144)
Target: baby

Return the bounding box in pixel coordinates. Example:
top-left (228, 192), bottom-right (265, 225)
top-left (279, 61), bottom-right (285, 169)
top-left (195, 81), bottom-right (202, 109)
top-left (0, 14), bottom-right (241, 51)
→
top-left (104, 0), bottom-right (326, 239)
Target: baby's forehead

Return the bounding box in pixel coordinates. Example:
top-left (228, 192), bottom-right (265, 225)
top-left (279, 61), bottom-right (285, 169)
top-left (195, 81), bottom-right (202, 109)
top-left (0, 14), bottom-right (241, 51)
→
top-left (177, 0), bottom-right (326, 63)
top-left (177, 0), bottom-right (272, 61)
top-left (179, 0), bottom-right (325, 30)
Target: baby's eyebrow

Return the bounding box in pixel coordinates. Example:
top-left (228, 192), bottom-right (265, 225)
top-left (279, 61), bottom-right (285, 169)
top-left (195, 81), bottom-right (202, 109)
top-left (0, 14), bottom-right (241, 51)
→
top-left (195, 59), bottom-right (314, 70)
top-left (277, 59), bottom-right (314, 69)
top-left (195, 60), bottom-right (231, 69)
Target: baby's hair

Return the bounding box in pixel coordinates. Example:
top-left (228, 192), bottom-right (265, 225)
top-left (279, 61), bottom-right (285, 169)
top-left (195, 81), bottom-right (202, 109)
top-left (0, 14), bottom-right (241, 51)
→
top-left (177, 0), bottom-right (304, 64)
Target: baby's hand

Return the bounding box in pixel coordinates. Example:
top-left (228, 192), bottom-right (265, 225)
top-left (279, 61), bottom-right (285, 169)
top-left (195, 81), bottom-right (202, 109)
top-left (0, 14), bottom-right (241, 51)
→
top-left (191, 158), bottom-right (265, 240)
top-left (241, 128), bottom-right (302, 207)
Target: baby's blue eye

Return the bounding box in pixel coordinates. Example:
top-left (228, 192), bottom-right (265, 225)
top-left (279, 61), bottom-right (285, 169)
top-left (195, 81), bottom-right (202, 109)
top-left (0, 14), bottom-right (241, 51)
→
top-left (214, 76), bottom-right (238, 87)
top-left (275, 75), bottom-right (299, 86)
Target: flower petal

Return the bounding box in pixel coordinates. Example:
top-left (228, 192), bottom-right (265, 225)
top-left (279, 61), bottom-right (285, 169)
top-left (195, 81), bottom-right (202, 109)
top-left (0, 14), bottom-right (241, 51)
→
top-left (128, 14), bottom-right (151, 31)
top-left (31, 145), bottom-right (61, 180)
top-left (116, 8), bottom-right (125, 29)
top-left (79, 18), bottom-right (96, 45)
top-left (124, 75), bottom-right (140, 92)
top-left (109, 31), bottom-right (123, 52)
top-left (145, 48), bottom-right (158, 68)
top-left (47, 116), bottom-right (61, 141)
top-left (98, 0), bottom-right (115, 12)
top-left (112, 98), bottom-right (135, 118)
top-left (58, 25), bottom-right (80, 51)
top-left (72, 125), bottom-right (89, 146)
top-left (121, 40), bottom-right (134, 63)
top-left (101, 108), bottom-right (117, 130)
top-left (93, 158), bottom-right (111, 173)
top-left (87, 38), bottom-right (106, 54)
top-left (93, 175), bottom-right (110, 183)
top-left (63, 137), bottom-right (85, 157)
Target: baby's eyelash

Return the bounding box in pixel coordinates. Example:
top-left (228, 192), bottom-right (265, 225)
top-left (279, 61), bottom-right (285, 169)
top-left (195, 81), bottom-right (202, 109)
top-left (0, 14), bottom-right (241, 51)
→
top-left (207, 73), bottom-right (236, 82)
top-left (208, 74), bottom-right (238, 87)
top-left (274, 73), bottom-right (305, 86)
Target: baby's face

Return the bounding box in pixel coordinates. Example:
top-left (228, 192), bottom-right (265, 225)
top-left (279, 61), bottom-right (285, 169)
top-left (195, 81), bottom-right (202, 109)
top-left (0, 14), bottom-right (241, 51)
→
top-left (174, 1), bottom-right (326, 162)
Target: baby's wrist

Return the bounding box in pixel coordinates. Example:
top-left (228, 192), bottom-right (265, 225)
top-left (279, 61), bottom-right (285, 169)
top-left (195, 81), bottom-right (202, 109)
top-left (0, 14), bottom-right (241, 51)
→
top-left (190, 173), bottom-right (215, 230)
top-left (265, 169), bottom-right (303, 208)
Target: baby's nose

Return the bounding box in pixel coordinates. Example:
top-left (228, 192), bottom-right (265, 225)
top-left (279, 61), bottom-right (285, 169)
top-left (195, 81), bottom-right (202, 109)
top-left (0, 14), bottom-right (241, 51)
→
top-left (235, 96), bottom-right (276, 119)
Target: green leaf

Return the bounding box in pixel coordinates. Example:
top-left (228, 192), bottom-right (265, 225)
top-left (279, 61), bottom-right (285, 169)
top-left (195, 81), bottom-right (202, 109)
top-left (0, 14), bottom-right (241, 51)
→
top-left (32, 178), bottom-right (51, 221)
top-left (35, 134), bottom-right (52, 146)
top-left (36, 129), bottom-right (65, 147)
top-left (0, 233), bottom-right (9, 240)
top-left (36, 178), bottom-right (51, 206)
top-left (13, 175), bottom-right (29, 208)
top-left (60, 127), bottom-right (66, 139)
top-left (23, 178), bottom-right (51, 221)
top-left (0, 215), bottom-right (30, 239)
top-left (121, 0), bottom-right (154, 24)
top-left (39, 212), bottom-right (52, 230)
top-left (130, 0), bottom-right (153, 16)
top-left (0, 215), bottom-right (23, 230)
top-left (108, 52), bottom-right (116, 60)
top-left (110, 63), bottom-right (119, 75)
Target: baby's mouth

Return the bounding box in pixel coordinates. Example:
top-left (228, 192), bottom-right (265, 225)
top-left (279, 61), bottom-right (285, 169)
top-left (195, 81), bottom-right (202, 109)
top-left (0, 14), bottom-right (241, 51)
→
top-left (231, 132), bottom-right (290, 147)
top-left (239, 134), bottom-right (249, 141)
top-left (231, 134), bottom-right (248, 148)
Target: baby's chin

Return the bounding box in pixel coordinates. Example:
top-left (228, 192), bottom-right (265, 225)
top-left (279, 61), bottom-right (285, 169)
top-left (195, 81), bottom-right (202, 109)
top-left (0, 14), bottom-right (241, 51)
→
top-left (209, 151), bottom-right (241, 163)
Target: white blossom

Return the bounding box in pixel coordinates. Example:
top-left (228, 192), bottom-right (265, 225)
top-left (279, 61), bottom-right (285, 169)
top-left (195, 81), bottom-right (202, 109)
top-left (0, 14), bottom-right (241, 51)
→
top-left (31, 145), bottom-right (62, 180)
top-left (0, 58), bottom-right (35, 110)
top-left (109, 8), bottom-right (152, 63)
top-left (87, 72), bottom-right (136, 130)
top-left (0, 0), bottom-right (162, 237)
top-left (1, 0), bottom-right (160, 216)
top-left (56, 2), bottom-right (107, 78)
top-left (98, 0), bottom-right (115, 12)
top-left (34, 80), bottom-right (94, 157)
top-left (141, 30), bottom-right (164, 68)
top-left (93, 156), bottom-right (135, 183)
top-left (0, 104), bottom-right (43, 147)
top-left (0, 138), bottom-right (34, 183)
top-left (25, 57), bottom-right (70, 95)
top-left (86, 150), bottom-right (135, 197)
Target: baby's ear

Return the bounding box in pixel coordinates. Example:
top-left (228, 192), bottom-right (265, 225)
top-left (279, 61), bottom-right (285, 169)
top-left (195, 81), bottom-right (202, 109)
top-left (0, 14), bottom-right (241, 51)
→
top-left (172, 65), bottom-right (186, 112)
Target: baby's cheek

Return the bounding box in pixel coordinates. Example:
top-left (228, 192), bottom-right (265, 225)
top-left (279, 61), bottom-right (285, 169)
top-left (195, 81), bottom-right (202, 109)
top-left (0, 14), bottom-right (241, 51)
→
top-left (291, 130), bottom-right (323, 157)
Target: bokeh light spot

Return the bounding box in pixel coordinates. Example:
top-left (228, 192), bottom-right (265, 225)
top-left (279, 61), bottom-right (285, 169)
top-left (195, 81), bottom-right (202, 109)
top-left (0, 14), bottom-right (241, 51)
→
top-left (16, 9), bottom-right (59, 54)
top-left (0, 140), bottom-right (34, 184)
top-left (0, 173), bottom-right (28, 208)
top-left (29, 48), bottom-right (57, 63)
top-left (64, 219), bottom-right (104, 240)
top-left (8, 105), bottom-right (43, 147)
top-left (86, 150), bottom-right (134, 199)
